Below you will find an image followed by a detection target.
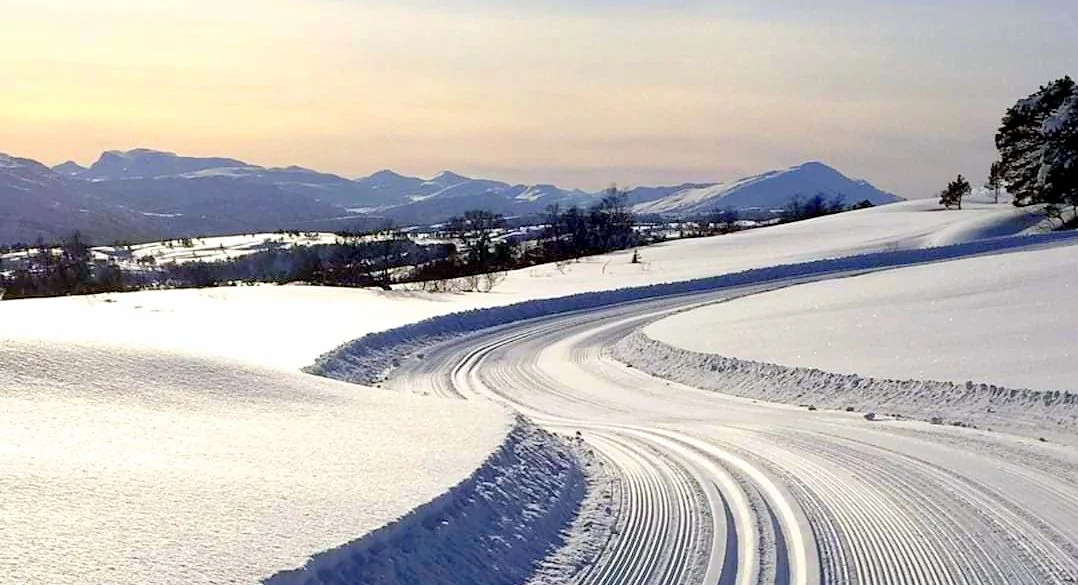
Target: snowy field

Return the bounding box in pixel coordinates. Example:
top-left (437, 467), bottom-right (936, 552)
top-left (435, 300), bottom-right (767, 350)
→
top-left (0, 232), bottom-right (342, 268)
top-left (644, 241), bottom-right (1078, 393)
top-left (1, 317), bottom-right (509, 585)
top-left (103, 232), bottom-right (342, 265)
top-left (1, 197), bottom-right (1070, 584)
top-left (1, 199), bottom-right (1045, 372)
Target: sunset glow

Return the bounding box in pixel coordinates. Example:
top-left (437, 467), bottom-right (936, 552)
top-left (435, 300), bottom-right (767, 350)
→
top-left (2, 0), bottom-right (1075, 194)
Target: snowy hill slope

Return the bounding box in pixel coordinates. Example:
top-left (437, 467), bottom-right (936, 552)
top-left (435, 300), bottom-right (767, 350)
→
top-left (645, 241), bottom-right (1078, 393)
top-left (633, 161), bottom-right (902, 215)
top-left (0, 198), bottom-right (1040, 372)
top-left (1, 336), bottom-right (510, 585)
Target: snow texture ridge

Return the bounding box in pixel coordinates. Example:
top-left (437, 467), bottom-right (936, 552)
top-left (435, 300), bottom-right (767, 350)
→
top-left (262, 417), bottom-right (606, 585)
top-left (306, 229), bottom-right (1078, 385)
top-left (613, 333), bottom-right (1078, 443)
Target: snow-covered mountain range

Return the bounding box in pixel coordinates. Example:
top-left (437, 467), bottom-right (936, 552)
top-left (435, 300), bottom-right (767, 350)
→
top-left (0, 148), bottom-right (901, 244)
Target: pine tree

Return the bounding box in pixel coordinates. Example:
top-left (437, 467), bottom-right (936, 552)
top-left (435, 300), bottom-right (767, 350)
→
top-left (1038, 93), bottom-right (1078, 218)
top-left (995, 76), bottom-right (1077, 206)
top-left (986, 160), bottom-right (1004, 204)
top-left (939, 174), bottom-right (971, 210)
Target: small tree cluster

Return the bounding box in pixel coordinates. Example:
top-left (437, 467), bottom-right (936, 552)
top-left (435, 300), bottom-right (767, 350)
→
top-left (534, 187), bottom-right (637, 263)
top-left (0, 233), bottom-right (452, 299)
top-left (0, 233), bottom-right (129, 299)
top-left (783, 193), bottom-right (849, 222)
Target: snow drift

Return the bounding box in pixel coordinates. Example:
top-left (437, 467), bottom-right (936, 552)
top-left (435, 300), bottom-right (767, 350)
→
top-left (262, 418), bottom-right (601, 585)
top-left (613, 333), bottom-right (1078, 442)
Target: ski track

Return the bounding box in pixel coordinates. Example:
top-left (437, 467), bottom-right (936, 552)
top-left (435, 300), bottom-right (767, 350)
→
top-left (386, 275), bottom-right (1078, 585)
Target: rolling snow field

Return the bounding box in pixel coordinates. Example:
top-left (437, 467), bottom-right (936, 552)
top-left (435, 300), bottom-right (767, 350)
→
top-left (644, 242), bottom-right (1078, 392)
top-left (3, 197), bottom-right (1078, 584)
top-left (1, 322), bottom-right (510, 584)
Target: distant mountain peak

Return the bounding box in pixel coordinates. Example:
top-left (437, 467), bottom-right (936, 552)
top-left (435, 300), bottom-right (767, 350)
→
top-left (53, 160), bottom-right (89, 175)
top-left (632, 162), bottom-right (901, 215)
top-left (366, 169), bottom-right (408, 180)
top-left (277, 164), bottom-right (316, 173)
top-left (431, 170), bottom-right (470, 184)
top-left (0, 153), bottom-right (49, 172)
top-left (0, 153), bottom-right (23, 168)
top-left (125, 147), bottom-right (178, 157)
top-left (83, 148), bottom-right (253, 181)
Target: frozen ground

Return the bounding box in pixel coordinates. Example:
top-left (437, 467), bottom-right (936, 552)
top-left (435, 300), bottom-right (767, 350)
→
top-left (644, 242), bottom-right (1078, 393)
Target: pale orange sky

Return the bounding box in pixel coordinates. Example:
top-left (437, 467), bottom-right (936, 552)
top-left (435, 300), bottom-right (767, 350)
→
top-left (1, 0), bottom-right (1076, 195)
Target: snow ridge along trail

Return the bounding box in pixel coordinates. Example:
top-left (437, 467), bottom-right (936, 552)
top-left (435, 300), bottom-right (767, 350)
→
top-left (328, 237), bottom-right (1078, 584)
top-left (263, 417), bottom-right (602, 585)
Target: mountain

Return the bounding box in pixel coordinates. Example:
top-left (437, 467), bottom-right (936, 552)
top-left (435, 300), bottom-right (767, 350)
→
top-left (0, 154), bottom-right (150, 244)
top-left (374, 177), bottom-right (594, 225)
top-left (1, 149), bottom-right (902, 244)
top-left (93, 176), bottom-right (365, 237)
top-left (0, 151), bottom-right (379, 244)
top-left (633, 162), bottom-right (902, 216)
top-left (52, 160), bottom-right (88, 176)
top-left (77, 148), bottom-right (253, 181)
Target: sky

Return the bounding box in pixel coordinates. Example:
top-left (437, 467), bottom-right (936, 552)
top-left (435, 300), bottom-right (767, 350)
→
top-left (0, 0), bottom-right (1075, 197)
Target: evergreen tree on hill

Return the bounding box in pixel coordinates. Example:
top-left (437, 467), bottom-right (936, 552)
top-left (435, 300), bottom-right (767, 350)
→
top-left (996, 76), bottom-right (1077, 208)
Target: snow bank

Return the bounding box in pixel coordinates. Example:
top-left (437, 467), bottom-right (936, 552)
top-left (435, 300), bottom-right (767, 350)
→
top-left (307, 230), bottom-right (1078, 384)
top-left (263, 417), bottom-right (609, 585)
top-left (613, 333), bottom-right (1078, 442)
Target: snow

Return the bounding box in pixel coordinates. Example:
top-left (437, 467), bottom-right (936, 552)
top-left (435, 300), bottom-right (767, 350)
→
top-left (4, 232), bottom-right (348, 269)
top-left (265, 419), bottom-right (608, 585)
top-left (613, 332), bottom-right (1078, 442)
top-left (4, 199), bottom-right (1048, 377)
top-left (632, 161), bottom-right (901, 215)
top-left (1, 338), bottom-right (510, 585)
top-left (2, 195), bottom-right (1074, 584)
top-left (92, 232), bottom-right (342, 266)
top-left (497, 199), bottom-right (1050, 298)
top-left (644, 242), bottom-right (1078, 394)
top-left (309, 225), bottom-right (1078, 389)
